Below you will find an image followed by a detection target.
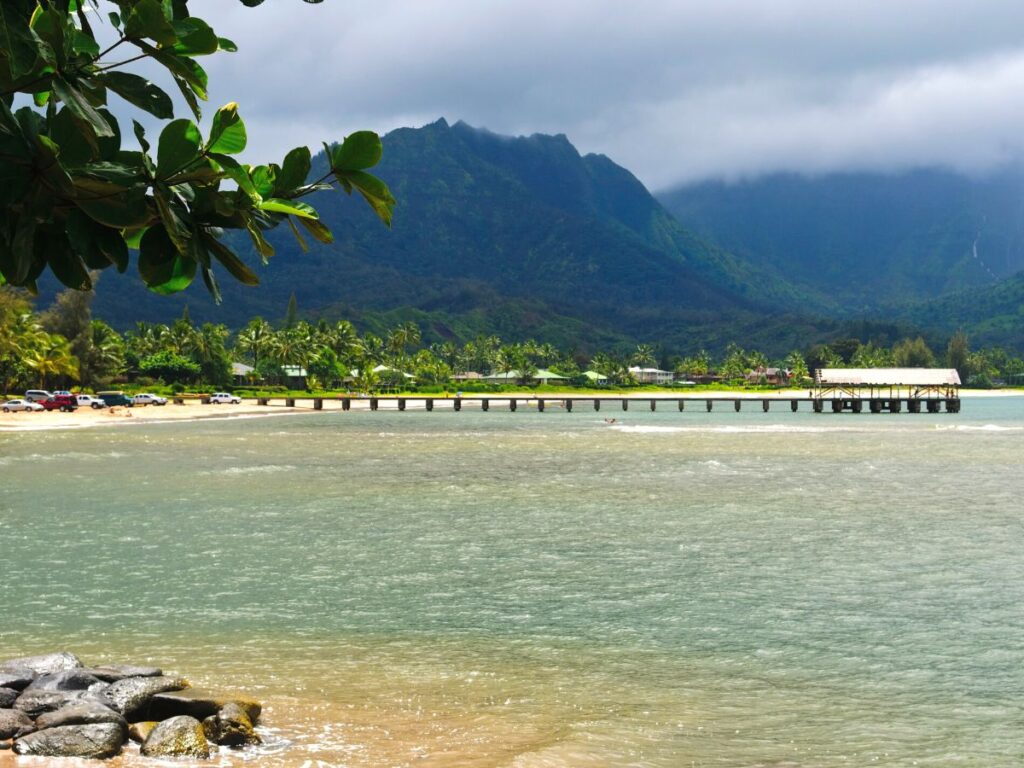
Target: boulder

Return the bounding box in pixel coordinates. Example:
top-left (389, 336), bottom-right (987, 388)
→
top-left (140, 715), bottom-right (210, 759)
top-left (26, 670), bottom-right (105, 692)
top-left (35, 701), bottom-right (126, 730)
top-left (202, 702), bottom-right (261, 747)
top-left (149, 689), bottom-right (261, 724)
top-left (13, 722), bottom-right (126, 759)
top-left (0, 652), bottom-right (82, 675)
top-left (128, 721), bottom-right (158, 744)
top-left (0, 688), bottom-right (17, 708)
top-left (13, 689), bottom-right (89, 718)
top-left (84, 664), bottom-right (162, 683)
top-left (101, 675), bottom-right (189, 719)
top-left (0, 709), bottom-right (35, 740)
top-left (0, 669), bottom-right (36, 691)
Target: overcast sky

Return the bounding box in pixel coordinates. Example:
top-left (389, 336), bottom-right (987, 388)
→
top-left (149, 1), bottom-right (1024, 190)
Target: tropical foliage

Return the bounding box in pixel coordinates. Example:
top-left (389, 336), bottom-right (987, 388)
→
top-left (3, 286), bottom-right (1024, 393)
top-left (0, 0), bottom-right (393, 300)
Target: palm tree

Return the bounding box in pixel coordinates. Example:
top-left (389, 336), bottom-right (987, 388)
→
top-left (24, 333), bottom-right (79, 388)
top-left (631, 343), bottom-right (657, 368)
top-left (235, 318), bottom-right (274, 368)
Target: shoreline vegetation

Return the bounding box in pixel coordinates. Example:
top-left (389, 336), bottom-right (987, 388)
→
top-left (3, 287), bottom-right (1024, 407)
top-left (1, 388), bottom-right (1019, 433)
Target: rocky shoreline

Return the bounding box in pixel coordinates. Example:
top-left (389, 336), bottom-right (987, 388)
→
top-left (0, 652), bottom-right (262, 760)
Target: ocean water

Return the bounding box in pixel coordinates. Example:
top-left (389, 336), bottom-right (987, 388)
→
top-left (1, 398), bottom-right (1023, 766)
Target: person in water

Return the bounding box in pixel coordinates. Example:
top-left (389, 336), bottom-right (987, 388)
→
top-left (604, 417), bottom-right (617, 424)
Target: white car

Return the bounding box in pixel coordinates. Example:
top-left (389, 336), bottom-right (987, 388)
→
top-left (132, 393), bottom-right (168, 406)
top-left (210, 392), bottom-right (242, 404)
top-left (76, 394), bottom-right (106, 409)
top-left (3, 399), bottom-right (44, 413)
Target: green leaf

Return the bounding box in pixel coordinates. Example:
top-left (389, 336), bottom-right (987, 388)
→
top-left (46, 228), bottom-right (93, 290)
top-left (209, 152), bottom-right (258, 199)
top-left (170, 73), bottom-right (202, 121)
top-left (74, 179), bottom-right (150, 228)
top-left (108, 11), bottom-right (122, 29)
top-left (217, 37), bottom-right (238, 52)
top-left (298, 216), bottom-right (334, 245)
top-left (287, 217), bottom-right (308, 253)
top-left (331, 131), bottom-right (383, 171)
top-left (335, 169), bottom-right (395, 227)
top-left (125, 0), bottom-right (176, 46)
top-left (171, 18), bottom-right (218, 56)
top-left (260, 198), bottom-right (318, 219)
top-left (250, 165), bottom-right (276, 198)
top-left (207, 102), bottom-right (246, 154)
top-left (201, 263), bottom-right (222, 304)
top-left (203, 232), bottom-right (259, 285)
top-left (71, 29), bottom-right (99, 57)
top-left (277, 146), bottom-right (310, 192)
top-left (153, 185), bottom-right (192, 255)
top-left (0, 4), bottom-right (46, 81)
top-left (156, 118), bottom-right (201, 178)
top-left (244, 219), bottom-right (274, 263)
top-left (132, 119), bottom-right (151, 154)
top-left (144, 43), bottom-right (209, 99)
top-left (99, 71), bottom-right (173, 119)
top-left (139, 224), bottom-right (196, 294)
top-left (51, 77), bottom-right (115, 138)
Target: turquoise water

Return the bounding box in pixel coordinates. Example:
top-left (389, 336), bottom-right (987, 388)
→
top-left (2, 399), bottom-right (1023, 766)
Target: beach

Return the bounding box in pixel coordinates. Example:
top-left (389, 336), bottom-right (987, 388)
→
top-left (0, 388), bottom-right (1018, 432)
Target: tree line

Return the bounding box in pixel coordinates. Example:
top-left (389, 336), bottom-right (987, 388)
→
top-left (1, 286), bottom-right (1021, 394)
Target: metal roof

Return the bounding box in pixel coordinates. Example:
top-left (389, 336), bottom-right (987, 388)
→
top-left (816, 368), bottom-right (961, 386)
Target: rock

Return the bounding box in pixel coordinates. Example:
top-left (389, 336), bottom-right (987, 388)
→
top-left (149, 689), bottom-right (261, 724)
top-left (84, 664), bottom-right (163, 682)
top-left (202, 702), bottom-right (261, 747)
top-left (0, 709), bottom-right (35, 740)
top-left (128, 721), bottom-right (158, 744)
top-left (0, 739), bottom-right (10, 749)
top-left (26, 670), bottom-right (105, 692)
top-left (101, 675), bottom-right (189, 719)
top-left (0, 688), bottom-right (17, 708)
top-left (13, 689), bottom-right (90, 718)
top-left (140, 715), bottom-right (210, 759)
top-left (35, 701), bottom-right (126, 730)
top-left (13, 722), bottom-right (126, 759)
top-left (0, 652), bottom-right (82, 675)
top-left (0, 669), bottom-right (36, 691)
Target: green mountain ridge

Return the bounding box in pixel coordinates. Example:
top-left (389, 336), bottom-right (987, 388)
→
top-left (658, 168), bottom-right (1024, 350)
top-left (65, 118), bottom-right (824, 355)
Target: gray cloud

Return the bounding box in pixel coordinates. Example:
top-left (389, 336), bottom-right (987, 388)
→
top-left (140, 1), bottom-right (1024, 189)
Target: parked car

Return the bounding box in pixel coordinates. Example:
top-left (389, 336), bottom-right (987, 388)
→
top-left (3, 399), bottom-right (44, 413)
top-left (132, 393), bottom-right (168, 406)
top-left (41, 395), bottom-right (79, 412)
top-left (24, 390), bottom-right (53, 403)
top-left (52, 390), bottom-right (73, 397)
top-left (210, 392), bottom-right (242, 404)
top-left (76, 394), bottom-right (106, 409)
top-left (97, 391), bottom-right (133, 407)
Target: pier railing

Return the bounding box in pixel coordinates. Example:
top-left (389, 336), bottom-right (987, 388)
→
top-left (246, 394), bottom-right (961, 414)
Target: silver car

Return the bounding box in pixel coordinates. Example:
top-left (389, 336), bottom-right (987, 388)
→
top-left (3, 399), bottom-right (45, 413)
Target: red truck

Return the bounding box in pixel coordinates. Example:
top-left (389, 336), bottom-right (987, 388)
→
top-left (40, 394), bottom-right (79, 412)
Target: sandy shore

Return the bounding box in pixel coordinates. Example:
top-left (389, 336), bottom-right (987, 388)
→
top-left (0, 389), bottom-right (1017, 432)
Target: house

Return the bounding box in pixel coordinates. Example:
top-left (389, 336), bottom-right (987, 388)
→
top-left (627, 366), bottom-right (674, 385)
top-left (745, 367), bottom-right (790, 386)
top-left (231, 362), bottom-right (257, 385)
top-left (281, 365), bottom-right (308, 389)
top-left (582, 370), bottom-right (609, 385)
top-left (453, 372), bottom-right (484, 381)
top-left (482, 369), bottom-right (568, 384)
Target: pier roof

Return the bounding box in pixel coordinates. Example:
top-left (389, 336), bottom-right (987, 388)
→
top-left (815, 368), bottom-right (961, 386)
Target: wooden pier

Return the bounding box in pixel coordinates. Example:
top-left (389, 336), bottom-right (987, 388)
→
top-left (250, 394), bottom-right (961, 414)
